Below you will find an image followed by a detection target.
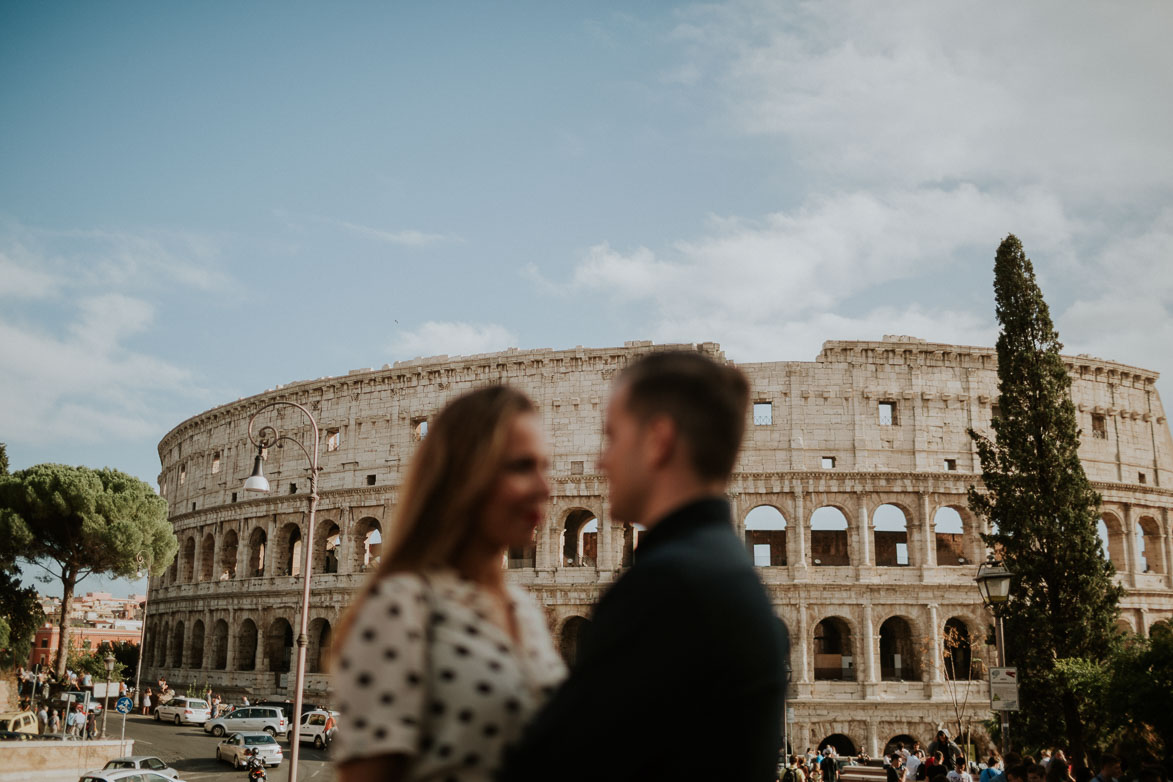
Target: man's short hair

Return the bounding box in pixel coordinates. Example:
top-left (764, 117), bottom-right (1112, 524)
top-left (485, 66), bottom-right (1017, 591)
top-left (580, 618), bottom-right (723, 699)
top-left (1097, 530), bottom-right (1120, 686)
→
top-left (619, 350), bottom-right (750, 481)
top-left (1099, 755), bottom-right (1119, 772)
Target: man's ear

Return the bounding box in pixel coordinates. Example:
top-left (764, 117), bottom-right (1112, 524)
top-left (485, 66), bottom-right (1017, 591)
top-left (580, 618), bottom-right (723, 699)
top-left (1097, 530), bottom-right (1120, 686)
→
top-left (644, 414), bottom-right (677, 469)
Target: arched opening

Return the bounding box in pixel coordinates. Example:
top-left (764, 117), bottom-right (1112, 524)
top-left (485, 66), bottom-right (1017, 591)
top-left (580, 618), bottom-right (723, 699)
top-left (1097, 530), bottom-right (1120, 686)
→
top-left (189, 619), bottom-right (205, 669)
top-left (199, 534), bottom-right (215, 581)
top-left (560, 617), bottom-right (591, 669)
top-left (167, 556), bottom-right (179, 584)
top-left (621, 523), bottom-right (647, 567)
top-left (878, 616), bottom-right (919, 681)
top-left (1137, 517), bottom-right (1163, 574)
top-left (934, 507), bottom-right (969, 565)
top-left (811, 507), bottom-right (850, 566)
top-left (156, 622), bottom-right (169, 670)
top-left (1114, 618), bottom-right (1135, 636)
top-left (561, 509), bottom-right (598, 567)
top-left (884, 734), bottom-right (920, 758)
top-left (507, 525), bottom-right (537, 569)
top-left (219, 529), bottom-right (238, 580)
top-left (279, 523), bottom-right (302, 577)
top-left (181, 537), bottom-right (196, 582)
top-left (211, 619), bottom-right (229, 670)
top-left (814, 617), bottom-right (855, 680)
top-left (1098, 515), bottom-right (1126, 570)
top-left (170, 621), bottom-right (185, 668)
top-left (248, 527), bottom-right (267, 578)
top-left (267, 618), bottom-right (294, 673)
top-left (354, 518), bottom-right (382, 571)
top-left (236, 619), bottom-right (258, 671)
top-left (873, 505), bottom-right (909, 567)
top-left (142, 625), bottom-right (155, 668)
top-left (314, 521), bottom-right (341, 574)
top-left (307, 618), bottom-right (332, 674)
top-left (745, 505), bottom-right (787, 567)
top-left (819, 733), bottom-right (858, 756)
top-left (943, 617), bottom-right (976, 680)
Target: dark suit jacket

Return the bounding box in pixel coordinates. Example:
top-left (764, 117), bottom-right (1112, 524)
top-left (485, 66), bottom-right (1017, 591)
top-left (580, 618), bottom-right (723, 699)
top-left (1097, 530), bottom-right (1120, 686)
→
top-left (500, 497), bottom-right (788, 782)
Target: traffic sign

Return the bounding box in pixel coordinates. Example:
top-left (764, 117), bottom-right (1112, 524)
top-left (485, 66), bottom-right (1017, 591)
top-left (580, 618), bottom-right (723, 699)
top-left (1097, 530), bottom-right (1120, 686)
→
top-left (116, 696), bottom-right (134, 715)
top-left (989, 667), bottom-right (1019, 711)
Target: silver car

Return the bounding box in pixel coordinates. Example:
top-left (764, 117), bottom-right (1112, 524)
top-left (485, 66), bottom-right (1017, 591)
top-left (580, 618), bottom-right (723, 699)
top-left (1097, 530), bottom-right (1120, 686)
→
top-left (79, 769), bottom-right (188, 782)
top-left (215, 731), bottom-right (284, 768)
top-left (154, 697), bottom-right (211, 726)
top-left (203, 705), bottom-right (288, 737)
top-left (97, 757), bottom-right (180, 779)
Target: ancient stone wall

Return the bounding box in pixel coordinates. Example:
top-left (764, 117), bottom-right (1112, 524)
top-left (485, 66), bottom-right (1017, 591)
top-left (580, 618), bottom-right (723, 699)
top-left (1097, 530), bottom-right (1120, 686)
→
top-left (144, 337), bottom-right (1173, 756)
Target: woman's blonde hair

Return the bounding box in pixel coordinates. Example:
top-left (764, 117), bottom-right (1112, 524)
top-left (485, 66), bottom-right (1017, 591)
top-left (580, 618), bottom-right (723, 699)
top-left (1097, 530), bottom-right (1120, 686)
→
top-left (332, 384), bottom-right (536, 661)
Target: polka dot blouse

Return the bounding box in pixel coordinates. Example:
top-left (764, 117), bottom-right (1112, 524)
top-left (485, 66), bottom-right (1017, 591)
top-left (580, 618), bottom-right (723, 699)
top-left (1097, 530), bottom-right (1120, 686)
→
top-left (333, 570), bottom-right (566, 781)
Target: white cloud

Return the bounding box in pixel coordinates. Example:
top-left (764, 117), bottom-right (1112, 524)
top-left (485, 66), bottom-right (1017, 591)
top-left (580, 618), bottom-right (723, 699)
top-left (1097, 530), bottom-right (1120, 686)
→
top-left (314, 215), bottom-right (456, 247)
top-left (390, 321), bottom-right (519, 359)
top-left (0, 251), bottom-right (59, 298)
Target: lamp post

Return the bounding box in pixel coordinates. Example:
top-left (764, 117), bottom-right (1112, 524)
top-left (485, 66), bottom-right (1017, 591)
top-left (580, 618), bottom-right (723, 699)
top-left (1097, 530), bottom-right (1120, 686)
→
top-left (101, 651), bottom-right (116, 738)
top-left (132, 553), bottom-right (150, 714)
top-left (244, 400), bottom-right (320, 782)
top-left (975, 554), bottom-right (1013, 752)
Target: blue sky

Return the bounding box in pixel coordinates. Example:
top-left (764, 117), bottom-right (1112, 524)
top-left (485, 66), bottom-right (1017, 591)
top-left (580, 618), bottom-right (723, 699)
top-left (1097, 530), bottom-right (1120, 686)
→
top-left (4, 1), bottom-right (1172, 597)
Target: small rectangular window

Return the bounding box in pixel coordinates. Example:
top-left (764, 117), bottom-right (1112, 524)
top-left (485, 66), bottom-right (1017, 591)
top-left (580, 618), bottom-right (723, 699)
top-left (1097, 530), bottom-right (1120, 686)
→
top-left (179, 465), bottom-right (186, 485)
top-left (190, 502), bottom-right (196, 512)
top-left (878, 401), bottom-right (897, 426)
top-left (366, 474), bottom-right (376, 486)
top-left (289, 482), bottom-right (297, 495)
top-left (40, 639), bottom-right (47, 648)
top-left (211, 452), bottom-right (221, 474)
top-left (753, 402), bottom-right (773, 426)
top-left (326, 430), bottom-right (341, 452)
top-left (570, 461), bottom-right (584, 475)
top-left (412, 418), bottom-right (429, 441)
top-left (896, 542), bottom-right (908, 566)
top-left (231, 492), bottom-right (238, 503)
top-left (991, 403), bottom-right (1002, 422)
top-left (1138, 472), bottom-right (1147, 485)
top-left (1092, 414), bottom-right (1107, 439)
top-left (821, 456), bottom-right (836, 469)
top-left (944, 459), bottom-right (957, 471)
top-left (752, 544), bottom-right (772, 567)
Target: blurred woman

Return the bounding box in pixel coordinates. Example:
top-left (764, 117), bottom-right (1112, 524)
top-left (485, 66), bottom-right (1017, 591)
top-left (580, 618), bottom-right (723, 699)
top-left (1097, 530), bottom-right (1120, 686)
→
top-left (333, 385), bottom-right (565, 782)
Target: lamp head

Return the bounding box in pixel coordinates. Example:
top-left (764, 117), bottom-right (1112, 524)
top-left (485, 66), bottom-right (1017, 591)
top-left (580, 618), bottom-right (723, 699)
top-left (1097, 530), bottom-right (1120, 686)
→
top-left (975, 554), bottom-right (1012, 607)
top-left (243, 448), bottom-right (270, 493)
top-left (103, 652), bottom-right (116, 673)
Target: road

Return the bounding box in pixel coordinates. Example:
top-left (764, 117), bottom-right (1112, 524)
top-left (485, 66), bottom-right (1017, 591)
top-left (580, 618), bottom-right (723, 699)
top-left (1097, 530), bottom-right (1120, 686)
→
top-left (117, 713), bottom-right (336, 782)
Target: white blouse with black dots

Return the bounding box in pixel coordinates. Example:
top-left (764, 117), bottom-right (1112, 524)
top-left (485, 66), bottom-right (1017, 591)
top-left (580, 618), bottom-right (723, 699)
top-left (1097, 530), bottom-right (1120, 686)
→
top-left (333, 570), bottom-right (566, 781)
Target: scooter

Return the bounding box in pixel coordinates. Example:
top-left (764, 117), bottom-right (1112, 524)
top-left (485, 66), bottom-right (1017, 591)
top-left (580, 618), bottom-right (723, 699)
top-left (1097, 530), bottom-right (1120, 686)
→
top-left (245, 748), bottom-right (267, 781)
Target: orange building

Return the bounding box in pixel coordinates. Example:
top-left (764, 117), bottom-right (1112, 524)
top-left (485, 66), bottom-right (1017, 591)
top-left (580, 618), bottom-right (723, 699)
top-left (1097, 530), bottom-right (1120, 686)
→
top-left (29, 623), bottom-right (142, 670)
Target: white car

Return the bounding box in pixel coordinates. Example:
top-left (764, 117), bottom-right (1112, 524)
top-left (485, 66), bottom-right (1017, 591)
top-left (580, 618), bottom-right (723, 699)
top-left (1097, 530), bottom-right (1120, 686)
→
top-left (203, 705), bottom-right (288, 737)
top-left (95, 757), bottom-right (180, 779)
top-left (298, 709), bottom-right (339, 749)
top-left (154, 697), bottom-right (211, 726)
top-left (79, 769), bottom-right (188, 782)
top-left (215, 731), bottom-right (284, 768)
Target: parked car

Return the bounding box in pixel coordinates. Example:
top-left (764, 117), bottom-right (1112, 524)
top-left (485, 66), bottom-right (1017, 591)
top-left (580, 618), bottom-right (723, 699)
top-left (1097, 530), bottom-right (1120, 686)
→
top-left (79, 769), bottom-right (188, 782)
top-left (251, 699), bottom-right (298, 725)
top-left (98, 756), bottom-right (180, 779)
top-left (215, 731), bottom-right (284, 768)
top-left (298, 709), bottom-right (339, 749)
top-left (203, 705), bottom-right (288, 737)
top-left (0, 730), bottom-right (36, 741)
top-left (154, 697), bottom-right (211, 725)
top-left (0, 710), bottom-right (38, 734)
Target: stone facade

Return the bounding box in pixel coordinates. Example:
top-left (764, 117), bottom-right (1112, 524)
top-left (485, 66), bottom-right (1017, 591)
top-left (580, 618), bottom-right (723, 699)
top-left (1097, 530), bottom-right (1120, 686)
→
top-left (144, 337), bottom-right (1173, 757)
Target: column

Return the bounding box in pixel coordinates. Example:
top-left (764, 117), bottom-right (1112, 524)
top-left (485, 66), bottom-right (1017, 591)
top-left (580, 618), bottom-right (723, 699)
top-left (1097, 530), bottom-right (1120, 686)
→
top-left (1164, 508), bottom-right (1173, 589)
top-left (867, 720), bottom-right (880, 758)
top-left (264, 517), bottom-right (277, 578)
top-left (797, 607), bottom-right (811, 685)
top-left (792, 491), bottom-right (808, 570)
top-left (861, 603), bottom-right (877, 698)
top-left (225, 608), bottom-right (236, 675)
top-left (598, 500), bottom-right (613, 571)
top-left (534, 512), bottom-right (552, 570)
top-left (857, 497), bottom-right (872, 569)
top-left (927, 603), bottom-right (944, 684)
top-left (1124, 503), bottom-right (1139, 587)
top-left (921, 493), bottom-right (937, 569)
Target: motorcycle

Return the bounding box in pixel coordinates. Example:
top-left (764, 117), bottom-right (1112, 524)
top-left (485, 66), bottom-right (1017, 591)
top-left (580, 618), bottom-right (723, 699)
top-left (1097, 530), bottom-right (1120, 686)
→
top-left (245, 748), bottom-right (267, 781)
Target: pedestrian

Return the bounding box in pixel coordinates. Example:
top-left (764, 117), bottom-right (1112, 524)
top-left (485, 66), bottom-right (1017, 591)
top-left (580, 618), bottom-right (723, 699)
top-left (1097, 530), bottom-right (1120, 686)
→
top-left (928, 731), bottom-right (962, 770)
top-left (1046, 756), bottom-right (1075, 782)
top-left (1091, 756), bottom-right (1121, 782)
top-left (86, 709), bottom-right (97, 740)
top-left (981, 757), bottom-right (1002, 782)
top-left (782, 756), bottom-right (803, 782)
top-left (49, 708), bottom-right (61, 734)
top-left (36, 704), bottom-right (48, 733)
top-left (142, 687), bottom-right (153, 715)
top-left (241, 694), bottom-right (250, 706)
top-left (67, 704), bottom-right (86, 737)
top-left (501, 351), bottom-right (787, 782)
top-left (888, 755), bottom-right (906, 782)
top-left (823, 749), bottom-right (840, 782)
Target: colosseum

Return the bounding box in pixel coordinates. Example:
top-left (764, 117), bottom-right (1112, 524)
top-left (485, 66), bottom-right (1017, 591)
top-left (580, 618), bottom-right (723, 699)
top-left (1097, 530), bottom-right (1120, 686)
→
top-left (143, 336), bottom-right (1173, 757)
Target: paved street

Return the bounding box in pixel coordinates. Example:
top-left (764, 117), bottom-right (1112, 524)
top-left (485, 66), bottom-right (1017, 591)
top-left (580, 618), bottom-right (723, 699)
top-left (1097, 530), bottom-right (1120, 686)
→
top-left (116, 714), bottom-right (335, 782)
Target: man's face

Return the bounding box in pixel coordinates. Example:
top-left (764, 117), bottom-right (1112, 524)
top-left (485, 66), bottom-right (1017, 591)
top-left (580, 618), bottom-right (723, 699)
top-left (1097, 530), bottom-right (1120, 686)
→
top-left (1028, 771), bottom-right (1044, 782)
top-left (599, 383), bottom-right (653, 523)
top-left (1105, 762), bottom-right (1122, 780)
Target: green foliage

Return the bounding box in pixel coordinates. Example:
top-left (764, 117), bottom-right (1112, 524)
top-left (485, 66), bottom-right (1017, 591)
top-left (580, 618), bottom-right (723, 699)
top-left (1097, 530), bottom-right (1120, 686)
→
top-left (1108, 621), bottom-right (1173, 762)
top-left (0, 572), bottom-right (45, 669)
top-left (0, 443), bottom-right (8, 476)
top-left (0, 464), bottom-right (177, 677)
top-left (967, 234), bottom-right (1122, 762)
top-left (66, 642), bottom-right (129, 681)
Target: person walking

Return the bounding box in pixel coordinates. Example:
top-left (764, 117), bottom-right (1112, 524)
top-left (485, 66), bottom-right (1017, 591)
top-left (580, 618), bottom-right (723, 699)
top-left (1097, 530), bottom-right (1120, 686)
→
top-left (67, 704), bottom-right (86, 737)
top-left (49, 708), bottom-right (61, 734)
top-left (141, 687), bottom-right (152, 716)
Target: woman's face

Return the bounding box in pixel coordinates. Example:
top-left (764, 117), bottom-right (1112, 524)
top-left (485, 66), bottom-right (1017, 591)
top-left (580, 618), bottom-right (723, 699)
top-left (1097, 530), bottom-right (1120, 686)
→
top-left (474, 412), bottom-right (551, 551)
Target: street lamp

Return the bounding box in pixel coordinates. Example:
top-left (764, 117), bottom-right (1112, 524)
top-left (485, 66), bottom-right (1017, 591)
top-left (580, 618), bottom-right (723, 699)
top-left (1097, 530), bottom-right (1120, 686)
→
top-left (102, 651), bottom-right (116, 738)
top-left (132, 553), bottom-right (150, 715)
top-left (975, 554), bottom-right (1013, 752)
top-left (244, 401), bottom-right (320, 782)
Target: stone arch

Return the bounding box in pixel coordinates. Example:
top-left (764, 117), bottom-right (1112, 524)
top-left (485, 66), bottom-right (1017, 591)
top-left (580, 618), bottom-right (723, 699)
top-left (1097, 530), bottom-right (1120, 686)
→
top-left (1115, 617), bottom-right (1135, 636)
top-left (560, 508), bottom-right (598, 568)
top-left (943, 617), bottom-right (977, 680)
top-left (210, 619), bottom-right (229, 670)
top-left (248, 526), bottom-right (267, 577)
top-left (1137, 516), bottom-right (1163, 574)
top-left (157, 621), bottom-right (169, 670)
top-left (142, 624), bottom-right (155, 669)
top-left (1098, 512), bottom-right (1127, 570)
top-left (559, 616), bottom-right (591, 668)
top-left (873, 504), bottom-right (910, 567)
top-left (353, 517), bottom-right (382, 572)
top-left (933, 506), bottom-right (971, 566)
top-left (884, 734), bottom-right (920, 757)
top-left (745, 505), bottom-right (787, 567)
top-left (307, 617), bottom-right (332, 674)
top-left (278, 522), bottom-right (303, 576)
top-left (819, 733), bottom-right (858, 756)
top-left (814, 616), bottom-right (855, 681)
top-left (170, 621), bottom-right (185, 668)
top-left (199, 534), bottom-right (216, 581)
top-left (189, 619), bottom-right (205, 669)
top-left (878, 615), bottom-right (919, 681)
top-left (314, 520), bottom-right (342, 574)
top-left (810, 507), bottom-right (850, 566)
top-left (181, 537), bottom-right (196, 582)
top-left (267, 617), bottom-right (294, 673)
top-left (219, 529), bottom-right (238, 579)
top-left (237, 618), bottom-right (258, 671)
top-left (167, 555), bottom-right (179, 584)
top-left (621, 522), bottom-right (647, 567)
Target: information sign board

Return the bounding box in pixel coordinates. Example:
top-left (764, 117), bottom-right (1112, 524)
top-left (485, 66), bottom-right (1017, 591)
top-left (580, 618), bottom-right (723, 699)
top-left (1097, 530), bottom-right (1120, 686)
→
top-left (990, 666), bottom-right (1019, 711)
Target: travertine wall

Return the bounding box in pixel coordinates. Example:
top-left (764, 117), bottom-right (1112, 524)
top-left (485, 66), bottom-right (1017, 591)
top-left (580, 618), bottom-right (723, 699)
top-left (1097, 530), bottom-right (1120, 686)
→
top-left (144, 337), bottom-right (1173, 757)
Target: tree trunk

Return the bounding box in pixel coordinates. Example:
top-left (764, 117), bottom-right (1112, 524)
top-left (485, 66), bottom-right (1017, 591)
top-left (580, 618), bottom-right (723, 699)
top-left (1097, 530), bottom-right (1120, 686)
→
top-left (54, 566), bottom-right (77, 680)
top-left (1062, 687), bottom-right (1085, 767)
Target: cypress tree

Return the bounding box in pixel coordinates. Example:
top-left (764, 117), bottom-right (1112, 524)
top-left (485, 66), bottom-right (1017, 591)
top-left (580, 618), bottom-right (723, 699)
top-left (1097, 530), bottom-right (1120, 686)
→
top-left (968, 234), bottom-right (1121, 761)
